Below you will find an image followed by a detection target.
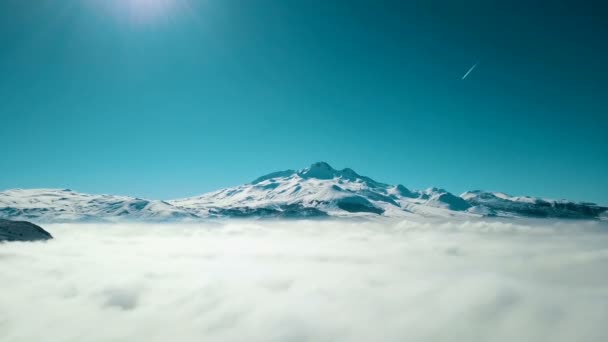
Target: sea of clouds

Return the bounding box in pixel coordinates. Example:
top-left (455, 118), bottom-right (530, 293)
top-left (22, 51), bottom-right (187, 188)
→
top-left (1, 218), bottom-right (608, 342)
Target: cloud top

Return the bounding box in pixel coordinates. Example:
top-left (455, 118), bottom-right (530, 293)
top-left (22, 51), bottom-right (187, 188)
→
top-left (1, 219), bottom-right (608, 342)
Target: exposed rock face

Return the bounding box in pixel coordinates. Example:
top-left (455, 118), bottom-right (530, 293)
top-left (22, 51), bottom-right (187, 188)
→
top-left (0, 219), bottom-right (53, 242)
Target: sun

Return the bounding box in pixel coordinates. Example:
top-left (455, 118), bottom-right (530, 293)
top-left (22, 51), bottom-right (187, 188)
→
top-left (88, 0), bottom-right (191, 25)
top-left (124, 0), bottom-right (177, 22)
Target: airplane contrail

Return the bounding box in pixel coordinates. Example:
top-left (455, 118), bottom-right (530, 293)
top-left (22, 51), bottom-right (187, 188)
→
top-left (462, 62), bottom-right (478, 80)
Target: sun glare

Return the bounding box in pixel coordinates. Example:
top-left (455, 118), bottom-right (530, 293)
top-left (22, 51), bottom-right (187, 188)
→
top-left (126, 0), bottom-right (176, 21)
top-left (89, 0), bottom-right (190, 25)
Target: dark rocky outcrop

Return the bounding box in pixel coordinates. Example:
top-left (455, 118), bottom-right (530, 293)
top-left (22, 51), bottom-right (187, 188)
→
top-left (0, 219), bottom-right (53, 242)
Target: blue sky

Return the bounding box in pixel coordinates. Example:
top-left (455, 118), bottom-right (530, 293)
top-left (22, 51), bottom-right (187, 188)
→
top-left (0, 0), bottom-right (607, 203)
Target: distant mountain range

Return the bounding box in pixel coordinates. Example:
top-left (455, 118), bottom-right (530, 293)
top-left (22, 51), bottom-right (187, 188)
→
top-left (1, 162), bottom-right (606, 222)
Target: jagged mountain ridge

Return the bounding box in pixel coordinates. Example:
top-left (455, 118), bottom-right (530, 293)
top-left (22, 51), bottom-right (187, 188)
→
top-left (169, 162), bottom-right (606, 220)
top-left (169, 162), bottom-right (473, 218)
top-left (0, 162), bottom-right (606, 222)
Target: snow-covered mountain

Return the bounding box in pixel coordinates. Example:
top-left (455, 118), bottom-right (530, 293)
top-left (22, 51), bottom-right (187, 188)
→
top-left (1, 162), bottom-right (606, 222)
top-left (169, 162), bottom-right (473, 219)
top-left (0, 189), bottom-right (198, 222)
top-left (461, 190), bottom-right (608, 219)
top-left (169, 162), bottom-right (607, 220)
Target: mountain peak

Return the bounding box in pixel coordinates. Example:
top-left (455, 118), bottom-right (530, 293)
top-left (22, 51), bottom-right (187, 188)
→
top-left (299, 162), bottom-right (338, 179)
top-left (311, 161), bottom-right (334, 169)
top-left (3, 163), bottom-right (607, 221)
top-left (250, 162), bottom-right (378, 185)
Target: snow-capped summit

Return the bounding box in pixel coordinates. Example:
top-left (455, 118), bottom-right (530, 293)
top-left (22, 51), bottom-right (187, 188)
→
top-left (253, 162), bottom-right (381, 186)
top-left (169, 163), bottom-right (607, 219)
top-left (169, 162), bottom-right (471, 219)
top-left (296, 162), bottom-right (374, 183)
top-left (299, 161), bottom-right (338, 180)
top-left (1, 162), bottom-right (606, 221)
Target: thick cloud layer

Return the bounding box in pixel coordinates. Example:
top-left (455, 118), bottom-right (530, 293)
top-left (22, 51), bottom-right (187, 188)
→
top-left (1, 219), bottom-right (608, 342)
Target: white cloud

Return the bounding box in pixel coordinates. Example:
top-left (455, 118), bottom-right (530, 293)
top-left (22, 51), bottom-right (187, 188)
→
top-left (1, 219), bottom-right (608, 342)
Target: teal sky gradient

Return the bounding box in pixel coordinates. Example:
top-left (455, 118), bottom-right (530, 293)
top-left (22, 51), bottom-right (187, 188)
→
top-left (1, 0), bottom-right (607, 203)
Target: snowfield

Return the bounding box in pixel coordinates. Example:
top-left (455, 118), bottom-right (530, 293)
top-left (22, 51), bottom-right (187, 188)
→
top-left (1, 219), bottom-right (608, 342)
top-left (2, 162), bottom-right (606, 221)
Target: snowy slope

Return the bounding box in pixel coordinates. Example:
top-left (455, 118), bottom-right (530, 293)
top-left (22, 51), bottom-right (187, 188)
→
top-left (0, 189), bottom-right (198, 222)
top-left (170, 162), bottom-right (607, 220)
top-left (461, 190), bottom-right (608, 219)
top-left (1, 162), bottom-right (606, 221)
top-left (170, 162), bottom-right (474, 219)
